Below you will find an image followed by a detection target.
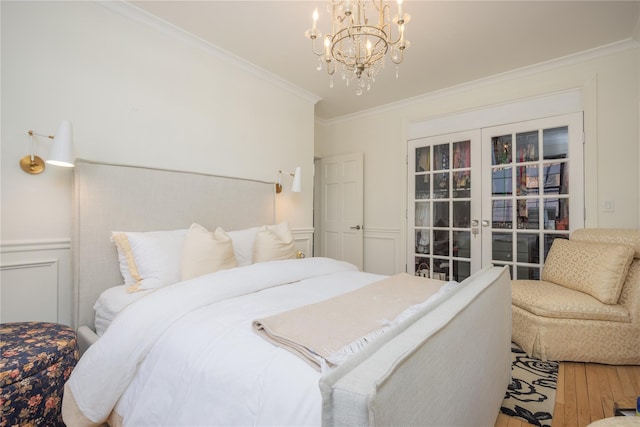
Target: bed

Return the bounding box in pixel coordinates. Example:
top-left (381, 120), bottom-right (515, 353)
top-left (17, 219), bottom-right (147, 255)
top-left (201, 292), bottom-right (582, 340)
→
top-left (63, 159), bottom-right (512, 427)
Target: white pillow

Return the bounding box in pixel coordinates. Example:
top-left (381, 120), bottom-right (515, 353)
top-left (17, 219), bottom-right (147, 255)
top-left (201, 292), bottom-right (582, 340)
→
top-left (253, 222), bottom-right (296, 263)
top-left (227, 226), bottom-right (261, 266)
top-left (181, 223), bottom-right (237, 280)
top-left (111, 229), bottom-right (187, 293)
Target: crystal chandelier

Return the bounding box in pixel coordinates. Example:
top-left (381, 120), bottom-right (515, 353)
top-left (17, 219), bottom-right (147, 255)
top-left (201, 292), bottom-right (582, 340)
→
top-left (305, 0), bottom-right (410, 95)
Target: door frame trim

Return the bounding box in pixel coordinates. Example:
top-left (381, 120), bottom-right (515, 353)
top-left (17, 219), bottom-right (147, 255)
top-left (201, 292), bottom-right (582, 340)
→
top-left (407, 89), bottom-right (581, 140)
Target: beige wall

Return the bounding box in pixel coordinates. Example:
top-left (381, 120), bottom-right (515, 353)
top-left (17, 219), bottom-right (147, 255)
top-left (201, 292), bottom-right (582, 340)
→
top-left (316, 45), bottom-right (640, 274)
top-left (1, 1), bottom-right (316, 241)
top-left (1, 1), bottom-right (316, 324)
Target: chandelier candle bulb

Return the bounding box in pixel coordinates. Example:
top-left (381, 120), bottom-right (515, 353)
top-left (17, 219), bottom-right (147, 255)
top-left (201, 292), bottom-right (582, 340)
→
top-left (312, 8), bottom-right (318, 31)
top-left (397, 0), bottom-right (403, 19)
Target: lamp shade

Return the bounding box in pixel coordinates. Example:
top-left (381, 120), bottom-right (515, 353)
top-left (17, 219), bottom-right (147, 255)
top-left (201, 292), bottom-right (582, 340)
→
top-left (46, 120), bottom-right (74, 167)
top-left (291, 166), bottom-right (302, 193)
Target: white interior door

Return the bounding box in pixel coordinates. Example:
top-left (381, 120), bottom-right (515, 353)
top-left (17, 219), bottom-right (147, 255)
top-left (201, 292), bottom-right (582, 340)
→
top-left (318, 153), bottom-right (364, 270)
top-left (407, 130), bottom-right (482, 281)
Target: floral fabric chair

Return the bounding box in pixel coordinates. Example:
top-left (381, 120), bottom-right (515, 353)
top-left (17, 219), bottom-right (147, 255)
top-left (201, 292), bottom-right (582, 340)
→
top-left (1, 321), bottom-right (79, 426)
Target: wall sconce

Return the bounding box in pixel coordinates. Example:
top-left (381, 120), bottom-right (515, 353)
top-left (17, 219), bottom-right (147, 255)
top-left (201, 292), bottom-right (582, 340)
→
top-left (275, 167), bottom-right (302, 193)
top-left (20, 120), bottom-right (75, 175)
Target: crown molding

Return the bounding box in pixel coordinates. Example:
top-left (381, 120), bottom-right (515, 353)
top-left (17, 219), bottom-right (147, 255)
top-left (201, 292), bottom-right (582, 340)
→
top-left (319, 38), bottom-right (639, 126)
top-left (99, 1), bottom-right (321, 106)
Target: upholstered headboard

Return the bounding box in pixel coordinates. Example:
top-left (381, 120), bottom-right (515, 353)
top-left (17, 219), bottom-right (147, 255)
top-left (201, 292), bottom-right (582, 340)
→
top-left (72, 159), bottom-right (275, 330)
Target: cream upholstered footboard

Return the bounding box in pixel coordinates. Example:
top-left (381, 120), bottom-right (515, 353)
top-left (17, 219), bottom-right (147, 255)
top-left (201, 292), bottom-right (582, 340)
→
top-left (320, 265), bottom-right (512, 427)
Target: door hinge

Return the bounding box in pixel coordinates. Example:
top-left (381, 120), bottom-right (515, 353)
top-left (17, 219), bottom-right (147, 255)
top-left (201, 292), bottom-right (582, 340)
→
top-left (582, 132), bottom-right (585, 145)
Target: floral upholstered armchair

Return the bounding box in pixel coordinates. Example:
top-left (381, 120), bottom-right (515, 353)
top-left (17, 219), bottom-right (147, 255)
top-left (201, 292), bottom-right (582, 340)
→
top-left (511, 228), bottom-right (640, 365)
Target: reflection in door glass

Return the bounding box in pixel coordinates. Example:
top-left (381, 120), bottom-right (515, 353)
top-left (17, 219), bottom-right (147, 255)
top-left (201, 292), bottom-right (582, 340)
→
top-left (517, 165), bottom-right (539, 196)
top-left (492, 167), bottom-right (512, 196)
top-left (453, 141), bottom-right (470, 168)
top-left (434, 144), bottom-right (449, 170)
top-left (452, 171), bottom-right (470, 198)
top-left (433, 172), bottom-right (449, 199)
top-left (452, 201), bottom-right (470, 228)
top-left (491, 135), bottom-right (512, 165)
top-left (415, 202), bottom-right (430, 227)
top-left (543, 127), bottom-right (568, 160)
top-left (433, 230), bottom-right (449, 256)
top-left (433, 202), bottom-right (449, 227)
top-left (415, 230), bottom-right (430, 255)
top-left (516, 233), bottom-right (539, 264)
top-left (416, 147), bottom-right (430, 172)
top-left (517, 266), bottom-right (540, 280)
top-left (492, 232), bottom-right (512, 262)
top-left (453, 230), bottom-right (470, 258)
top-left (492, 200), bottom-right (512, 229)
top-left (544, 198), bottom-right (569, 230)
top-left (432, 258), bottom-right (449, 280)
top-left (516, 131), bottom-right (539, 162)
top-left (415, 257), bottom-right (430, 277)
top-left (543, 162), bottom-right (568, 195)
top-left (517, 199), bottom-right (540, 230)
top-left (453, 260), bottom-right (470, 282)
top-left (415, 175), bottom-right (430, 199)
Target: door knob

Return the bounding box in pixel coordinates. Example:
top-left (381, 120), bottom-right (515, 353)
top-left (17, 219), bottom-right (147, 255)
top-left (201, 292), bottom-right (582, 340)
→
top-left (481, 220), bottom-right (490, 227)
top-left (350, 225), bottom-right (361, 230)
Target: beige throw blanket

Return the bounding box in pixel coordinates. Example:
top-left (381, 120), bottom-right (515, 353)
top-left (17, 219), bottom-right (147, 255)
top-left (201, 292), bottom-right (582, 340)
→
top-left (253, 273), bottom-right (450, 371)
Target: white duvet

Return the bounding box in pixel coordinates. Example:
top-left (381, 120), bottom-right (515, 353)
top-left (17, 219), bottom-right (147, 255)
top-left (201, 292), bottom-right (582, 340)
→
top-left (66, 257), bottom-right (385, 426)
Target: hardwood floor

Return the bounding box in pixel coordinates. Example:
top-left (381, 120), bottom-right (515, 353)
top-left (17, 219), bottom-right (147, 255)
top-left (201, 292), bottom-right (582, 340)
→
top-left (495, 363), bottom-right (640, 427)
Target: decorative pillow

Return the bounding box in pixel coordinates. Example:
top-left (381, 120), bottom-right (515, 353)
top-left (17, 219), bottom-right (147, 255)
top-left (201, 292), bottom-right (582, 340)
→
top-left (227, 226), bottom-right (261, 267)
top-left (111, 229), bottom-right (187, 293)
top-left (253, 222), bottom-right (296, 263)
top-left (181, 223), bottom-right (237, 280)
top-left (542, 238), bottom-right (634, 304)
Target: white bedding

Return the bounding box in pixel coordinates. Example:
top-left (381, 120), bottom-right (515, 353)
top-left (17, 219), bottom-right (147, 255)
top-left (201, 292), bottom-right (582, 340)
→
top-left (66, 258), bottom-right (386, 426)
top-left (93, 285), bottom-right (151, 336)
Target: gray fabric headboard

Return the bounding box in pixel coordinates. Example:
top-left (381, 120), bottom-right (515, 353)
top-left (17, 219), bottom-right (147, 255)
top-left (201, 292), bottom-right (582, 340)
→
top-left (72, 159), bottom-right (275, 330)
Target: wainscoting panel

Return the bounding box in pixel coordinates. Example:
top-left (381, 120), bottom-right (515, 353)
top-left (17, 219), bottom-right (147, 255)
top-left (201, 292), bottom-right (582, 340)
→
top-left (363, 227), bottom-right (402, 275)
top-left (0, 239), bottom-right (72, 326)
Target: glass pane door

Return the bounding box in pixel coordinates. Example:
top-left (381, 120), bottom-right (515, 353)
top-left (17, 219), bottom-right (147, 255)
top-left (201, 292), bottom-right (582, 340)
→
top-left (481, 113), bottom-right (584, 279)
top-left (408, 130), bottom-right (481, 281)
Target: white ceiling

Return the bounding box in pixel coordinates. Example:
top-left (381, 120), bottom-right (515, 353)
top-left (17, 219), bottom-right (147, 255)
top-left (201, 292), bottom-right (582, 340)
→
top-left (129, 1), bottom-right (639, 120)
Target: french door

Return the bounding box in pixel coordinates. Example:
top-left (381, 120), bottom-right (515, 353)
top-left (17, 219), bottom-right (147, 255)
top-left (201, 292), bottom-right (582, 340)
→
top-left (408, 130), bottom-right (482, 282)
top-left (408, 112), bottom-right (583, 281)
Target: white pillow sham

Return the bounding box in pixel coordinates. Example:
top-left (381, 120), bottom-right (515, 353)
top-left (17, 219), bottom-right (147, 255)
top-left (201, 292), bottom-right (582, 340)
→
top-left (253, 221), bottom-right (296, 263)
top-left (181, 223), bottom-right (237, 280)
top-left (111, 229), bottom-right (187, 293)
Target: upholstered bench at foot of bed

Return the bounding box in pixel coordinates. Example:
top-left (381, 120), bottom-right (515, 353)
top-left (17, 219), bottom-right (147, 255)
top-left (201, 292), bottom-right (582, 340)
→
top-left (0, 321), bottom-right (79, 426)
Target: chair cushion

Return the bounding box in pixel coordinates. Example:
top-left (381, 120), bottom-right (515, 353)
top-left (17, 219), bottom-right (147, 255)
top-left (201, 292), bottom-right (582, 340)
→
top-left (512, 280), bottom-right (631, 322)
top-left (542, 239), bottom-right (634, 304)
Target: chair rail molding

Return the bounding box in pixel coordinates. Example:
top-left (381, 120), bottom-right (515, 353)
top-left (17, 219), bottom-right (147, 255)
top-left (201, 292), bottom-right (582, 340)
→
top-left (1, 238), bottom-right (71, 253)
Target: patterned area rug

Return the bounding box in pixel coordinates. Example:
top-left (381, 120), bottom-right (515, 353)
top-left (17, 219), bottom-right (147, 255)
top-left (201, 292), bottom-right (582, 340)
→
top-left (501, 342), bottom-right (559, 427)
